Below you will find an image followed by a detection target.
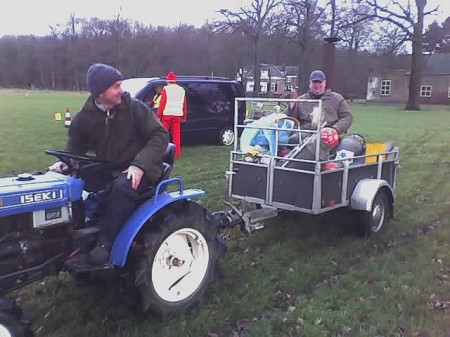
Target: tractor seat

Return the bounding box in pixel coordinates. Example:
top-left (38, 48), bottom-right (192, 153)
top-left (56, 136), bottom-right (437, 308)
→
top-left (136, 143), bottom-right (176, 201)
top-left (161, 142), bottom-right (176, 168)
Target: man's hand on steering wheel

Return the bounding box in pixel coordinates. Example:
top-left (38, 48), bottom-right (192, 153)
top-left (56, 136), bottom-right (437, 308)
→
top-left (45, 149), bottom-right (107, 175)
top-left (48, 161), bottom-right (69, 173)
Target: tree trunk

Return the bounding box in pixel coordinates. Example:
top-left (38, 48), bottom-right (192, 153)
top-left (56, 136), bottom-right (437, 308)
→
top-left (405, 0), bottom-right (426, 111)
top-left (51, 57), bottom-right (55, 90)
top-left (323, 40), bottom-right (336, 90)
top-left (252, 36), bottom-right (261, 96)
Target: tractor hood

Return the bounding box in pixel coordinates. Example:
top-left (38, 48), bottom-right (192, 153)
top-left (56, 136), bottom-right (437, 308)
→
top-left (0, 171), bottom-right (84, 217)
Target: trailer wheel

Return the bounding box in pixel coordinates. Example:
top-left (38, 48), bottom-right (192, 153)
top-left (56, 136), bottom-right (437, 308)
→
top-left (134, 201), bottom-right (226, 316)
top-left (360, 189), bottom-right (390, 237)
top-left (0, 311), bottom-right (33, 337)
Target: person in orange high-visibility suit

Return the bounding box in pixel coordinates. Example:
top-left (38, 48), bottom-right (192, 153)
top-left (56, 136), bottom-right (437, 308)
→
top-left (157, 71), bottom-right (187, 159)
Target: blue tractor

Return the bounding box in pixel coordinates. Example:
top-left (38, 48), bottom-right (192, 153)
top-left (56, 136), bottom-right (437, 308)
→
top-left (0, 144), bottom-right (226, 336)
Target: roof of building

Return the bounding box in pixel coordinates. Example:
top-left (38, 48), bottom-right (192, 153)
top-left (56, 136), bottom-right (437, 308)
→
top-left (245, 64), bottom-right (287, 78)
top-left (275, 65), bottom-right (299, 76)
top-left (424, 53), bottom-right (450, 75)
top-left (370, 53), bottom-right (450, 77)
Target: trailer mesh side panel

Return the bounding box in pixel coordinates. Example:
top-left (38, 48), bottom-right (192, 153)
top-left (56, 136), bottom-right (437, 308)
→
top-left (272, 170), bottom-right (314, 210)
top-left (321, 171), bottom-right (343, 208)
top-left (231, 163), bottom-right (267, 200)
top-left (346, 164), bottom-right (378, 199)
top-left (381, 161), bottom-right (396, 186)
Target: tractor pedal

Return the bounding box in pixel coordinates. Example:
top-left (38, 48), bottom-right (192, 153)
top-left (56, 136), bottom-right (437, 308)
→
top-left (64, 252), bottom-right (113, 273)
top-left (73, 225), bottom-right (100, 240)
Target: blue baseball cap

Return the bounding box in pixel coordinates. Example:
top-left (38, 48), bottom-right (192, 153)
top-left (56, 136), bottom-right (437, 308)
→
top-left (309, 70), bottom-right (326, 82)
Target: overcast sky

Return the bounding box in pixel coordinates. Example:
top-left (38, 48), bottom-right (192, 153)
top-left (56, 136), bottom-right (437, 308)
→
top-left (0, 0), bottom-right (248, 37)
top-left (0, 0), bottom-right (447, 38)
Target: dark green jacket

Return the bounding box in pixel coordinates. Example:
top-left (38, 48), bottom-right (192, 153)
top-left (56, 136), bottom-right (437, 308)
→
top-left (288, 90), bottom-right (353, 135)
top-left (67, 93), bottom-right (169, 183)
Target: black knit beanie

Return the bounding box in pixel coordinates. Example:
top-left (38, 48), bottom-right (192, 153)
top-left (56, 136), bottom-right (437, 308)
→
top-left (86, 63), bottom-right (124, 97)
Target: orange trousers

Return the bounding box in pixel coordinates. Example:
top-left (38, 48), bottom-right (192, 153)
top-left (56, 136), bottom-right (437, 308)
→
top-left (161, 115), bottom-right (182, 158)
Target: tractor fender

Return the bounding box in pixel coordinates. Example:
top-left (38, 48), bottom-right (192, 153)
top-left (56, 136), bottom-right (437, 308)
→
top-left (109, 178), bottom-right (205, 267)
top-left (350, 178), bottom-right (394, 212)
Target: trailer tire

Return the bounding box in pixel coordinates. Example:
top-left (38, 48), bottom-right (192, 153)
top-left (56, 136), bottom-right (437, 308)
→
top-left (134, 201), bottom-right (226, 317)
top-left (360, 189), bottom-right (390, 237)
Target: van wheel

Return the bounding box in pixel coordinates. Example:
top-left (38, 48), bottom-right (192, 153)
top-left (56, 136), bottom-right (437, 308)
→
top-left (219, 127), bottom-right (235, 146)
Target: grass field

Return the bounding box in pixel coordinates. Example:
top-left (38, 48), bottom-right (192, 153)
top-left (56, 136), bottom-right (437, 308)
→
top-left (1, 89), bottom-right (450, 336)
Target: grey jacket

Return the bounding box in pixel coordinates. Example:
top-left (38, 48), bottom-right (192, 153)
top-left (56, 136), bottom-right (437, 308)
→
top-left (67, 93), bottom-right (169, 183)
top-left (287, 90), bottom-right (353, 135)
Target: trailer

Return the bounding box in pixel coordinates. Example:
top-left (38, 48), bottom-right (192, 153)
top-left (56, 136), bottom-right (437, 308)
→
top-left (215, 97), bottom-right (399, 237)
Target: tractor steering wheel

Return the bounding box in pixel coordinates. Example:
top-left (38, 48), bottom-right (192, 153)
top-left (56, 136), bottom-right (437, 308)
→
top-left (45, 149), bottom-right (106, 175)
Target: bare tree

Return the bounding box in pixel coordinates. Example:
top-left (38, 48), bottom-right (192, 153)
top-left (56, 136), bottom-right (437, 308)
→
top-left (371, 24), bottom-right (409, 55)
top-left (107, 9), bottom-right (132, 69)
top-left (360, 0), bottom-right (439, 110)
top-left (334, 2), bottom-right (374, 53)
top-left (281, 0), bottom-right (326, 92)
top-left (65, 13), bottom-right (81, 90)
top-left (326, 2), bottom-right (373, 94)
top-left (0, 12), bottom-right (364, 91)
top-left (217, 0), bottom-right (283, 95)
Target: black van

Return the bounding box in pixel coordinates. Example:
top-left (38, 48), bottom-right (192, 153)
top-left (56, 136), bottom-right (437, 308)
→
top-left (121, 76), bottom-right (246, 146)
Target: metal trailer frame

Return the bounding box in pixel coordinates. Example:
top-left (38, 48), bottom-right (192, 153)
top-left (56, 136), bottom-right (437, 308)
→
top-left (222, 97), bottom-right (399, 232)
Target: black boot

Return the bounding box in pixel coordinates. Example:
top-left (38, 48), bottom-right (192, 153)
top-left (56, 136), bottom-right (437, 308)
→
top-left (88, 243), bottom-right (110, 265)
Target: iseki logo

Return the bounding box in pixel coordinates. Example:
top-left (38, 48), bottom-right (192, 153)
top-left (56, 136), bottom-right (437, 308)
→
top-left (20, 190), bottom-right (63, 204)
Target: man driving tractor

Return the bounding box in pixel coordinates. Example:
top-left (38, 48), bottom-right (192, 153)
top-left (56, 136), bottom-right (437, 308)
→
top-left (49, 63), bottom-right (169, 265)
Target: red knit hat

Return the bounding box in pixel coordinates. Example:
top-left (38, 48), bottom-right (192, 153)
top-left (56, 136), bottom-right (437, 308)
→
top-left (166, 71), bottom-right (177, 82)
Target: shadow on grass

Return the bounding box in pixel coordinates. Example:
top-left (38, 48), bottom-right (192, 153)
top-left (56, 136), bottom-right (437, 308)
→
top-left (273, 208), bottom-right (365, 240)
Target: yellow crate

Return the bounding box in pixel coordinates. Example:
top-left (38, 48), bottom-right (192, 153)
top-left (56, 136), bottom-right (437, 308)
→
top-left (365, 142), bottom-right (387, 163)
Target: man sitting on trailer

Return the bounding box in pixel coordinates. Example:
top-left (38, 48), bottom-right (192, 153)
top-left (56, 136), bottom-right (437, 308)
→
top-left (287, 69), bottom-right (353, 163)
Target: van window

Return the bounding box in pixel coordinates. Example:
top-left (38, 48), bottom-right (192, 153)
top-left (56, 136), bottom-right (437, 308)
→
top-left (122, 76), bottom-right (245, 145)
top-left (185, 82), bottom-right (235, 115)
top-left (141, 88), bottom-right (155, 107)
top-left (139, 83), bottom-right (169, 108)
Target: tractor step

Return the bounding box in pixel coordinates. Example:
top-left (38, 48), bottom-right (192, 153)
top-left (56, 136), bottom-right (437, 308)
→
top-left (72, 226), bottom-right (100, 254)
top-left (64, 252), bottom-right (113, 273)
top-left (73, 225), bottom-right (100, 240)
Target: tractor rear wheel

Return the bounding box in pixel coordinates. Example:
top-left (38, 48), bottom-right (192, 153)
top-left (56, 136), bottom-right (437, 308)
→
top-left (134, 201), bottom-right (226, 316)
